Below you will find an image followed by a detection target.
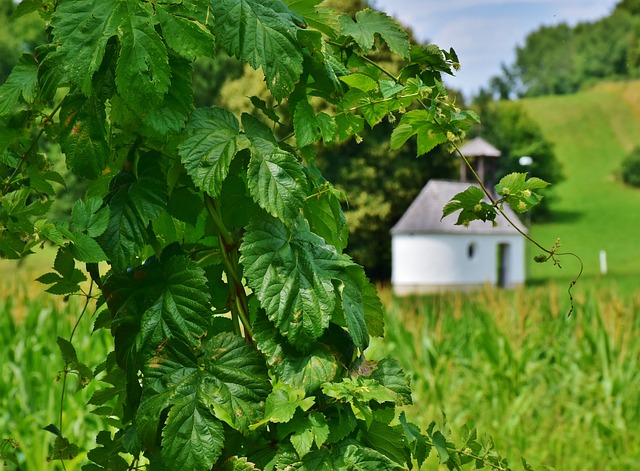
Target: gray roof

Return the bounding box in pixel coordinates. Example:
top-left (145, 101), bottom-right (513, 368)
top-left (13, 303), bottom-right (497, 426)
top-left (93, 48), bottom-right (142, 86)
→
top-left (391, 180), bottom-right (527, 235)
top-left (458, 137), bottom-right (501, 158)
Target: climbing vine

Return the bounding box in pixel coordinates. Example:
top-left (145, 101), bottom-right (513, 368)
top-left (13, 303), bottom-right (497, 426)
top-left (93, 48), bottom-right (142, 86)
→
top-left (0, 0), bottom-right (561, 468)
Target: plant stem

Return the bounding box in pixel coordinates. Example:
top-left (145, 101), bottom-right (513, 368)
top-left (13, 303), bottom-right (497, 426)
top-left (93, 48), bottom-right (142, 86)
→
top-left (205, 196), bottom-right (253, 339)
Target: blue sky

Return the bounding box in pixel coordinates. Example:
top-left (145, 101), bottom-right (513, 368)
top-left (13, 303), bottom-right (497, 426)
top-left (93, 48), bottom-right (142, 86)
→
top-left (374, 0), bottom-right (620, 99)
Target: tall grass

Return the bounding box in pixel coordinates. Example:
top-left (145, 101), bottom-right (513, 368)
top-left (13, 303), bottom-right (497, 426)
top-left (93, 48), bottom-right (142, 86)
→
top-left (373, 282), bottom-right (640, 470)
top-left (0, 274), bottom-right (112, 470)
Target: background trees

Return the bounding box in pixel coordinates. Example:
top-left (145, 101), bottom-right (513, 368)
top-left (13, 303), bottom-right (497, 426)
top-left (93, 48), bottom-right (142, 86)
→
top-left (486, 0), bottom-right (640, 99)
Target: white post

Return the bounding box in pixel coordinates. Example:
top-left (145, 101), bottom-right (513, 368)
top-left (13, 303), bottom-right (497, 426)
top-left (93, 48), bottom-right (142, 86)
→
top-left (599, 250), bottom-right (607, 275)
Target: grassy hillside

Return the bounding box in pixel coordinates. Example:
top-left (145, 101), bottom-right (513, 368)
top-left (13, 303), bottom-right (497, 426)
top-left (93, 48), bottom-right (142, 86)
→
top-left (521, 81), bottom-right (640, 286)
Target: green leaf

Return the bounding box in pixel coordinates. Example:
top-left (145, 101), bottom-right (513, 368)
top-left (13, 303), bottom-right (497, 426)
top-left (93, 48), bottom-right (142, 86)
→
top-left (114, 1), bottom-right (171, 112)
top-left (495, 172), bottom-right (550, 213)
top-left (284, 0), bottom-right (340, 37)
top-left (161, 397), bottom-right (224, 470)
top-left (51, 0), bottom-right (118, 95)
top-left (281, 411), bottom-right (330, 458)
top-left (0, 54), bottom-right (39, 116)
top-left (359, 420), bottom-right (410, 467)
top-left (212, 0), bottom-right (304, 101)
top-left (390, 110), bottom-right (447, 156)
top-left (253, 314), bottom-right (339, 394)
top-left (293, 100), bottom-right (336, 147)
top-left (136, 335), bottom-right (268, 471)
top-left (339, 73), bottom-right (378, 92)
top-left (138, 333), bottom-right (269, 469)
top-left (431, 430), bottom-right (450, 464)
top-left (70, 233), bottom-right (108, 263)
top-left (399, 412), bottom-right (430, 467)
top-left (72, 197), bottom-right (109, 238)
top-left (179, 108), bottom-right (244, 196)
top-left (332, 264), bottom-right (382, 348)
top-left (59, 93), bottom-right (109, 179)
top-left (441, 185), bottom-right (497, 226)
top-left (244, 116), bottom-right (308, 222)
top-left (339, 9), bottom-right (410, 59)
top-left (241, 214), bottom-right (340, 350)
top-left (337, 441), bottom-right (402, 470)
top-left (253, 382), bottom-right (314, 428)
top-left (140, 55), bottom-right (194, 138)
top-left (370, 359), bottom-right (412, 406)
top-left (303, 182), bottom-right (348, 253)
top-left (99, 158), bottom-right (168, 270)
top-left (157, 5), bottom-right (215, 59)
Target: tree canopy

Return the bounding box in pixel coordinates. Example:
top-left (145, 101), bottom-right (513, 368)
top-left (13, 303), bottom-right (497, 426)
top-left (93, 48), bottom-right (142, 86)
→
top-left (485, 0), bottom-right (640, 98)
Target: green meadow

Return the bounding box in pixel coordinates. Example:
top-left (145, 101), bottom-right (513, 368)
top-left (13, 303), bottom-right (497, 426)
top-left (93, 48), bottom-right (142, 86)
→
top-left (522, 81), bottom-right (640, 284)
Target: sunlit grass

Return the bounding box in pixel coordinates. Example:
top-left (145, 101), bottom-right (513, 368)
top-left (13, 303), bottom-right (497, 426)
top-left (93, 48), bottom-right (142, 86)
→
top-left (522, 81), bottom-right (640, 280)
top-left (0, 271), bottom-right (112, 470)
top-left (373, 282), bottom-right (640, 470)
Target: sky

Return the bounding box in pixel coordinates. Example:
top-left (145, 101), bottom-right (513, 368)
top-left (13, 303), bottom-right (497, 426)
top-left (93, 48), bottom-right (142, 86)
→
top-left (374, 0), bottom-right (621, 99)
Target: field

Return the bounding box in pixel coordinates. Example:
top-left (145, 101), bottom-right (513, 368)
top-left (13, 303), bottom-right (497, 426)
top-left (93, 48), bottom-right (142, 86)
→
top-left (2, 273), bottom-right (639, 470)
top-left (521, 81), bottom-right (640, 284)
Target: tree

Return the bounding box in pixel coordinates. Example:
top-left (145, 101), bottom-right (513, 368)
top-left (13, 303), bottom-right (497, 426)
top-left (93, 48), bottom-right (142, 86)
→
top-left (0, 0), bottom-right (542, 469)
top-left (486, 1), bottom-right (640, 98)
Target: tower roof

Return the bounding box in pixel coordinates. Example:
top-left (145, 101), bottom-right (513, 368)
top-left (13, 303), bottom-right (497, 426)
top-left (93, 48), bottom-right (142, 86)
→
top-left (458, 137), bottom-right (501, 158)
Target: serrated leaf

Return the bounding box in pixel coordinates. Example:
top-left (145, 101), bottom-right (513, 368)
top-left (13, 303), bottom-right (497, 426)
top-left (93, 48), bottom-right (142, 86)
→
top-left (140, 55), bottom-right (194, 138)
top-left (339, 9), bottom-right (410, 59)
top-left (114, 1), bottom-right (170, 112)
top-left (442, 185), bottom-right (497, 226)
top-left (303, 183), bottom-right (348, 252)
top-left (390, 110), bottom-right (447, 156)
top-left (240, 214), bottom-right (340, 350)
top-left (178, 108), bottom-right (243, 196)
top-left (495, 172), bottom-right (549, 213)
top-left (70, 233), bottom-right (108, 263)
top-left (99, 159), bottom-right (168, 270)
top-left (333, 264), bottom-right (384, 348)
top-left (34, 220), bottom-right (66, 245)
top-left (282, 411), bottom-right (330, 458)
top-left (58, 93), bottom-right (109, 179)
top-left (338, 441), bottom-right (401, 470)
top-left (0, 54), bottom-right (39, 116)
top-left (284, 0), bottom-right (340, 37)
top-left (157, 5), bottom-right (215, 59)
top-left (370, 358), bottom-right (412, 406)
top-left (360, 420), bottom-right (410, 467)
top-left (379, 80), bottom-right (404, 99)
top-left (253, 382), bottom-right (313, 428)
top-left (245, 119), bottom-right (308, 222)
top-left (399, 412), bottom-right (430, 467)
top-left (51, 0), bottom-right (118, 95)
top-left (294, 100), bottom-right (336, 148)
top-left (161, 396), bottom-right (224, 470)
top-left (339, 73), bottom-right (378, 92)
top-left (431, 431), bottom-right (450, 464)
top-left (212, 0), bottom-right (304, 101)
top-left (57, 337), bottom-right (79, 365)
top-left (137, 333), bottom-right (269, 471)
top-left (253, 315), bottom-right (338, 394)
top-left (72, 197), bottom-right (109, 238)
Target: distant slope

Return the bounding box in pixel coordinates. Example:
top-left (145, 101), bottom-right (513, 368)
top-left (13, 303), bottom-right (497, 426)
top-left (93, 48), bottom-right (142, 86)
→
top-left (521, 81), bottom-right (640, 281)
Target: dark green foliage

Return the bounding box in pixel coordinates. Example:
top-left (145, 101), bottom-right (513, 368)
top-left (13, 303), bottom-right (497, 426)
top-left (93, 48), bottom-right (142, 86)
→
top-left (0, 0), bottom-right (538, 469)
top-left (620, 146), bottom-right (640, 187)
